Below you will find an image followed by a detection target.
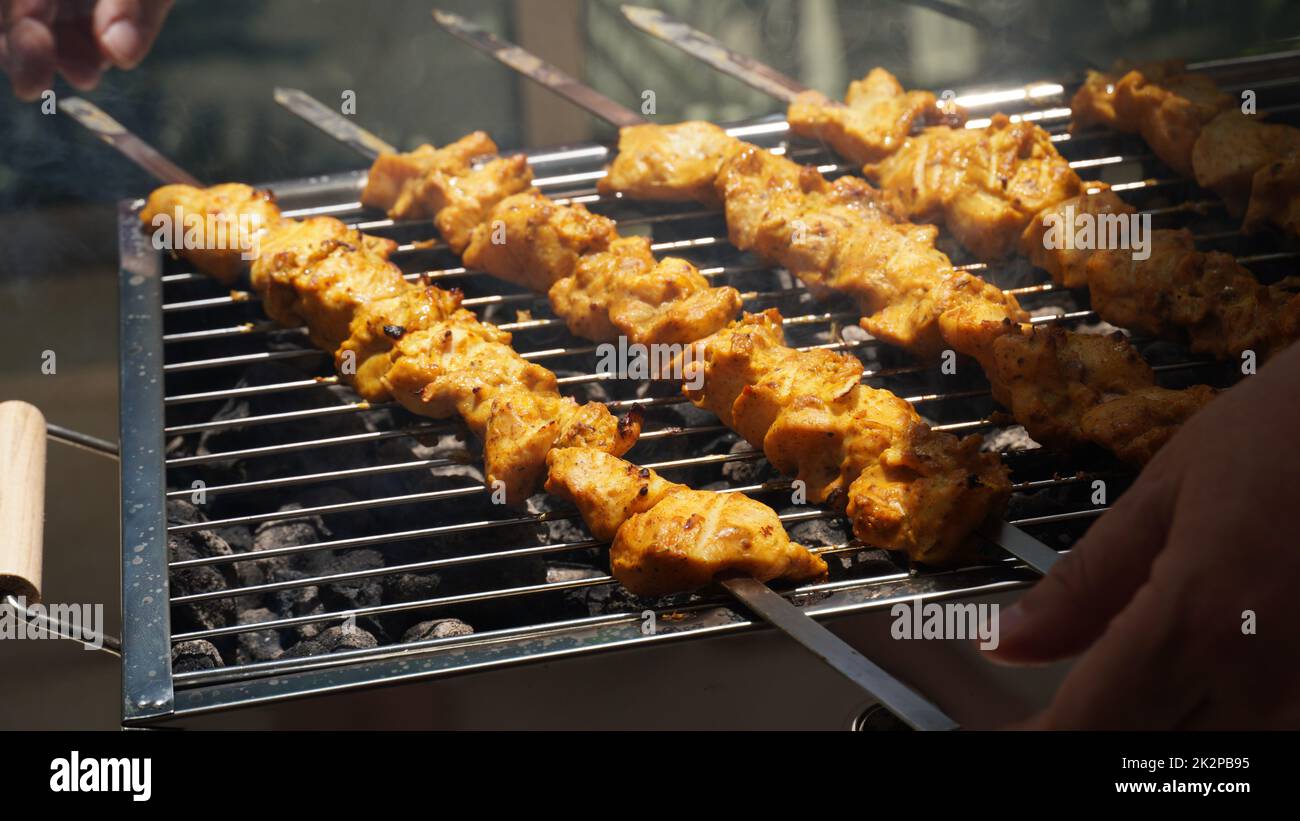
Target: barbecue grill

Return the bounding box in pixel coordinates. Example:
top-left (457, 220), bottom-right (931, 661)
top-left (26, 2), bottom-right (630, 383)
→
top-left (16, 38), bottom-right (1295, 728)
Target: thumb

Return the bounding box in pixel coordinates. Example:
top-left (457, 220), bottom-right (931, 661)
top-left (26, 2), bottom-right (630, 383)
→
top-left (93, 0), bottom-right (172, 69)
top-left (986, 466), bottom-right (1179, 665)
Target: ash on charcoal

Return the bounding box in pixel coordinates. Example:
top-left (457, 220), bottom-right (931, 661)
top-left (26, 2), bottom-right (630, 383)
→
top-left (268, 567), bottom-right (325, 642)
top-left (720, 440), bottom-right (769, 485)
top-left (216, 525), bottom-right (253, 554)
top-left (529, 497), bottom-right (591, 545)
top-left (254, 506), bottom-right (332, 576)
top-left (982, 425), bottom-right (1038, 453)
top-left (317, 549), bottom-right (385, 612)
top-left (166, 499), bottom-right (207, 526)
top-left (172, 640), bottom-right (224, 673)
top-left (786, 514), bottom-right (851, 547)
top-left (191, 363), bottom-right (381, 484)
top-left (546, 562), bottom-right (606, 583)
top-left (168, 529), bottom-right (238, 633)
top-left (295, 486), bottom-right (377, 536)
top-left (564, 582), bottom-right (663, 617)
top-left (402, 618), bottom-right (474, 642)
top-left (315, 624), bottom-right (379, 653)
top-left (382, 571), bottom-right (441, 602)
top-left (834, 547), bottom-right (899, 575)
top-left (280, 639), bottom-right (324, 659)
top-left (234, 608), bottom-right (284, 664)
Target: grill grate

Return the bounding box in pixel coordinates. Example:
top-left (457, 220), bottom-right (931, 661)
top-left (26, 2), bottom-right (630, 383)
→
top-left (117, 56), bottom-right (1300, 721)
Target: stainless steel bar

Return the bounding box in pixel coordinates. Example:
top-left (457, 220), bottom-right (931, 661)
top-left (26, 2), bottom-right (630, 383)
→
top-left (720, 576), bottom-right (959, 731)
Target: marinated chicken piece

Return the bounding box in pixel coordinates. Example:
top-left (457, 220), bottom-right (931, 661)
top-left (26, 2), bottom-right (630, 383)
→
top-left (1070, 69), bottom-right (1119, 127)
top-left (250, 217), bottom-right (404, 350)
top-left (1192, 111), bottom-right (1300, 217)
top-left (601, 124), bottom-right (1218, 466)
top-left (1021, 188), bottom-right (1134, 288)
top-left (865, 113), bottom-right (1084, 260)
top-left (599, 121), bottom-right (744, 206)
top-left (979, 323), bottom-right (1155, 453)
top-left (545, 446), bottom-right (827, 596)
top-left (1071, 61), bottom-right (1232, 178)
top-left (139, 183), bottom-right (280, 283)
top-left (1244, 151), bottom-right (1300, 238)
top-left (360, 132), bottom-right (534, 251)
top-left (1087, 232), bottom-right (1300, 361)
top-left (362, 133), bottom-right (495, 219)
top-left (684, 310), bottom-right (1010, 564)
top-left (788, 68), bottom-right (954, 165)
top-left (382, 318), bottom-right (640, 505)
top-left (549, 236), bottom-right (742, 344)
top-left (335, 286), bottom-right (467, 401)
top-left (715, 144), bottom-right (1023, 356)
top-left (1079, 384), bottom-right (1218, 465)
top-left (463, 190), bottom-right (618, 292)
top-left (144, 181), bottom-right (641, 505)
top-left (943, 317), bottom-right (1213, 462)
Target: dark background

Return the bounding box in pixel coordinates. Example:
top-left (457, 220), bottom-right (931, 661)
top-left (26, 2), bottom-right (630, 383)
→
top-left (0, 0), bottom-right (1296, 729)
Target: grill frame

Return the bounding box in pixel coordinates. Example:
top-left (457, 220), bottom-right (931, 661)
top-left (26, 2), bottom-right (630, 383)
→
top-left (117, 56), bottom-right (1296, 722)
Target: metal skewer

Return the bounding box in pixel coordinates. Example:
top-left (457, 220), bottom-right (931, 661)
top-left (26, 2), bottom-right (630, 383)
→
top-left (64, 93), bottom-right (963, 729)
top-left (276, 75), bottom-right (969, 730)
top-left (429, 9), bottom-right (1060, 576)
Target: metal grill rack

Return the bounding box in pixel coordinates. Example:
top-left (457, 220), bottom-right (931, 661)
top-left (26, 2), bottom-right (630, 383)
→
top-left (117, 54), bottom-right (1299, 723)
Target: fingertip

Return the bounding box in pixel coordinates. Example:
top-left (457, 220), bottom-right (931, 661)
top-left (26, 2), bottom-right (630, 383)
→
top-left (98, 19), bottom-right (144, 69)
top-left (7, 17), bottom-right (57, 102)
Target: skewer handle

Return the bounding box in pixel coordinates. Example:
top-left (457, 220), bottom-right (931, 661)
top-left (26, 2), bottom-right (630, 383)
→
top-left (273, 88), bottom-right (396, 160)
top-left (58, 97), bottom-right (201, 186)
top-left (0, 401), bottom-right (47, 602)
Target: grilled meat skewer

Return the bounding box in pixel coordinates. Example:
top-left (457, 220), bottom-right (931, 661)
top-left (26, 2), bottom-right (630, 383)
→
top-left (599, 121), bottom-right (1214, 463)
top-left (366, 134), bottom-right (1010, 564)
top-left (141, 183), bottom-right (639, 505)
top-left (361, 132), bottom-right (744, 346)
top-left (682, 310), bottom-right (1010, 564)
top-left (788, 67), bottom-right (1300, 365)
top-left (1072, 60), bottom-right (1300, 237)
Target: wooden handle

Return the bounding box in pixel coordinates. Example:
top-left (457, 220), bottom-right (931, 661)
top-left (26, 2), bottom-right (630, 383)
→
top-left (0, 401), bottom-right (46, 602)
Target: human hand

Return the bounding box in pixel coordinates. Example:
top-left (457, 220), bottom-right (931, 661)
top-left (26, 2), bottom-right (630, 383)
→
top-left (985, 341), bottom-right (1300, 729)
top-left (1, 0), bottom-right (173, 101)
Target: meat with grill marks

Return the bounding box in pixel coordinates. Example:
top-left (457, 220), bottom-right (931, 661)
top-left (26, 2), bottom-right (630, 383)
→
top-left (548, 236), bottom-right (743, 345)
top-left (1073, 62), bottom-right (1300, 238)
top-left (600, 122), bottom-right (1215, 464)
top-left (941, 314), bottom-right (1211, 461)
top-left (140, 183), bottom-right (280, 284)
top-left (1244, 152), bottom-right (1300, 238)
top-left (1071, 60), bottom-right (1233, 179)
top-left (1024, 191), bottom-right (1300, 362)
top-left (360, 131), bottom-right (533, 252)
top-left (863, 112), bottom-right (1084, 261)
top-left (787, 67), bottom-right (954, 165)
top-left (1192, 110), bottom-right (1300, 218)
top-left (140, 182), bottom-right (640, 505)
top-left (462, 189), bottom-right (619, 292)
top-left (545, 446), bottom-right (827, 596)
top-left (456, 187), bottom-right (742, 345)
top-left (682, 310), bottom-right (1011, 565)
top-left (597, 120), bottom-right (744, 206)
top-left (714, 143), bottom-right (1025, 357)
top-left (381, 316), bottom-right (639, 504)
